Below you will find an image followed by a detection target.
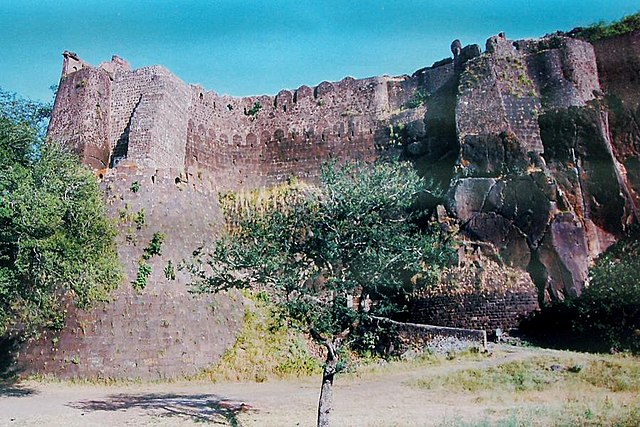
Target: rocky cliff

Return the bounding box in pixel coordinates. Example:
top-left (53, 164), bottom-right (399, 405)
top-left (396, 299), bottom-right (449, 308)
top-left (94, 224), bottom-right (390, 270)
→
top-left (19, 29), bottom-right (639, 379)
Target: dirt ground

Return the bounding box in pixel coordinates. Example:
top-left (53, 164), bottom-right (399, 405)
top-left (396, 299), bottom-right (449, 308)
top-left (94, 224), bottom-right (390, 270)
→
top-left (0, 345), bottom-right (597, 426)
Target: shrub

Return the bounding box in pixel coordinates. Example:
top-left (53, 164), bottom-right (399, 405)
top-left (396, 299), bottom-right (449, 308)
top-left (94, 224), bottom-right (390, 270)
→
top-left (572, 12), bottom-right (640, 42)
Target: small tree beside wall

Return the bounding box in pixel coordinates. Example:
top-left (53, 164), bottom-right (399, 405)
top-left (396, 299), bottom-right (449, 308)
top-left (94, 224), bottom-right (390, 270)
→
top-left (185, 160), bottom-right (455, 427)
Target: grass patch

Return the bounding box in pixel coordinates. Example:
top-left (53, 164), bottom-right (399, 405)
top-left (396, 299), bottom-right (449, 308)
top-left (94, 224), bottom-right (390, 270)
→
top-left (416, 357), bottom-right (570, 393)
top-left (441, 398), bottom-right (640, 427)
top-left (416, 353), bottom-right (640, 394)
top-left (412, 350), bottom-right (640, 426)
top-left (195, 291), bottom-right (321, 382)
top-left (579, 356), bottom-right (640, 392)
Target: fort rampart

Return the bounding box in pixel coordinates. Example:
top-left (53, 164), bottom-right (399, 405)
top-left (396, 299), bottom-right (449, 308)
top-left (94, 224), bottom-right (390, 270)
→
top-left (20, 30), bottom-right (640, 379)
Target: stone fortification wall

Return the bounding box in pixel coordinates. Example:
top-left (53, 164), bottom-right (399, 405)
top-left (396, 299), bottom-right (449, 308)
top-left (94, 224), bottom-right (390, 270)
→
top-left (49, 57), bottom-right (440, 190)
top-left (126, 71), bottom-right (192, 169)
top-left (38, 30), bottom-right (640, 378)
top-left (411, 291), bottom-right (538, 335)
top-left (16, 166), bottom-right (245, 379)
top-left (373, 317), bottom-right (488, 356)
top-left (47, 65), bottom-right (112, 169)
top-left (410, 249), bottom-right (539, 334)
top-left (185, 76), bottom-right (394, 189)
top-left (108, 66), bottom-right (176, 167)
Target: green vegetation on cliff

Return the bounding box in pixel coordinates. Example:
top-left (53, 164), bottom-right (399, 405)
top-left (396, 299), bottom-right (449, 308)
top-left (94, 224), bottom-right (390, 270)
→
top-left (0, 88), bottom-right (122, 337)
top-left (578, 228), bottom-right (640, 353)
top-left (572, 12), bottom-right (640, 42)
top-left (523, 227), bottom-right (640, 354)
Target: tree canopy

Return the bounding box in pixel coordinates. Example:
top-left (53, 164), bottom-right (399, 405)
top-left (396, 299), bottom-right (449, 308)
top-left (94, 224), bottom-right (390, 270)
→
top-left (186, 160), bottom-right (455, 426)
top-left (578, 227), bottom-right (640, 353)
top-left (0, 89), bottom-right (121, 338)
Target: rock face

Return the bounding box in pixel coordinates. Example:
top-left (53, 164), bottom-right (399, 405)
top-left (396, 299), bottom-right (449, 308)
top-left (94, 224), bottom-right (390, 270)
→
top-left (444, 32), bottom-right (639, 301)
top-left (32, 29), bottom-right (640, 379)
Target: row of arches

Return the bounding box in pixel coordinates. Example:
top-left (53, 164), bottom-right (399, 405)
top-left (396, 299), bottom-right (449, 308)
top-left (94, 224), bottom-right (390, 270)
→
top-left (187, 121), bottom-right (376, 150)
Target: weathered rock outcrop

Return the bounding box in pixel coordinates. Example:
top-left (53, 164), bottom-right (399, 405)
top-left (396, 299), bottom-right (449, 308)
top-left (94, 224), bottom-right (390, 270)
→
top-left (25, 29), bottom-right (639, 379)
top-left (442, 32), bottom-right (638, 301)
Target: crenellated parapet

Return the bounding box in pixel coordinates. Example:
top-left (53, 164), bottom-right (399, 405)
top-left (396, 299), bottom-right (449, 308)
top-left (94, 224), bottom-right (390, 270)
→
top-left (48, 54), bottom-right (439, 190)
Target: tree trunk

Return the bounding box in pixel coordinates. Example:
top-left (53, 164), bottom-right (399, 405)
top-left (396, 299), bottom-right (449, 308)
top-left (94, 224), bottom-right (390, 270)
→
top-left (317, 350), bottom-right (338, 427)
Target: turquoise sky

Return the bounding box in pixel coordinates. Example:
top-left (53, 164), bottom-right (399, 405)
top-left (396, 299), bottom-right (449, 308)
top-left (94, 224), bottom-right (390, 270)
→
top-left (1, 1), bottom-right (638, 101)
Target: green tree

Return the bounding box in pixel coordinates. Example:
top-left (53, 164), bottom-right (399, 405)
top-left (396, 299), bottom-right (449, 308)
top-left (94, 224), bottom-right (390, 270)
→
top-left (578, 228), bottom-right (640, 353)
top-left (186, 161), bottom-right (455, 427)
top-left (0, 97), bottom-right (121, 338)
top-left (0, 87), bottom-right (53, 139)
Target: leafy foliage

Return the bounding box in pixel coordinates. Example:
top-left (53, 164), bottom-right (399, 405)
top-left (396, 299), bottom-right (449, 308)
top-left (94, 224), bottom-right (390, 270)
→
top-left (244, 101), bottom-right (262, 117)
top-left (186, 160), bottom-right (455, 426)
top-left (577, 228), bottom-right (640, 353)
top-left (522, 228), bottom-right (640, 353)
top-left (164, 260), bottom-right (176, 281)
top-left (403, 89), bottom-right (431, 109)
top-left (143, 232), bottom-right (165, 260)
top-left (572, 12), bottom-right (640, 42)
top-left (0, 96), bottom-right (121, 337)
top-left (0, 87), bottom-right (53, 139)
top-left (133, 261), bottom-right (152, 291)
top-left (187, 160), bottom-right (455, 349)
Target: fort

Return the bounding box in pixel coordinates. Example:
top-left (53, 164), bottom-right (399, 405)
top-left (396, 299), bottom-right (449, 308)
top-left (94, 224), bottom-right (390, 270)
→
top-left (14, 29), bottom-right (640, 379)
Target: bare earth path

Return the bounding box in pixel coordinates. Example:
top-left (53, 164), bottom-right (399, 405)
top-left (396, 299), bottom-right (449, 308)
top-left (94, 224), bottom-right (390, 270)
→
top-left (0, 345), bottom-right (569, 427)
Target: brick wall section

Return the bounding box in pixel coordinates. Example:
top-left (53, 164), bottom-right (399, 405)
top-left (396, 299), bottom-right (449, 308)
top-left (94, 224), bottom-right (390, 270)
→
top-left (519, 37), bottom-right (600, 108)
top-left (47, 67), bottom-right (112, 169)
top-left (109, 67), bottom-right (163, 158)
top-left (51, 55), bottom-right (446, 191)
top-left (410, 289), bottom-right (539, 335)
top-left (456, 55), bottom-right (510, 145)
top-left (184, 75), bottom-right (410, 189)
top-left (373, 317), bottom-right (488, 354)
top-left (16, 166), bottom-right (245, 380)
top-left (126, 71), bottom-right (191, 169)
top-left (410, 251), bottom-right (540, 335)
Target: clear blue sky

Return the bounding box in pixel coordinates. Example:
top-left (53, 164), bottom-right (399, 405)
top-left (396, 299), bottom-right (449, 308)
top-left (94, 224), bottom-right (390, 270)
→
top-left (1, 1), bottom-right (638, 102)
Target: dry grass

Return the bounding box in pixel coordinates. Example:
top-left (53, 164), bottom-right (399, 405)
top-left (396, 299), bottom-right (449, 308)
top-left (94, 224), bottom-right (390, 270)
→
top-left (413, 349), bottom-right (640, 426)
top-left (192, 292), bottom-right (321, 383)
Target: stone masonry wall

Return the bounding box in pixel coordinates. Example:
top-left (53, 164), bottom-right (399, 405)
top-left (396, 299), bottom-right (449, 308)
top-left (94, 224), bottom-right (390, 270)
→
top-left (183, 74), bottom-right (437, 189)
top-left (109, 66), bottom-right (166, 166)
top-left (16, 166), bottom-right (245, 380)
top-left (126, 72), bottom-right (191, 169)
top-left (374, 317), bottom-right (488, 355)
top-left (411, 290), bottom-right (539, 335)
top-left (47, 66), bottom-right (112, 169)
top-left (39, 30), bottom-right (640, 378)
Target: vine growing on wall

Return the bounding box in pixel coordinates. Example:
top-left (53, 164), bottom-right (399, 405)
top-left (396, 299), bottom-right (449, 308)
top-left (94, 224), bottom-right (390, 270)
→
top-left (244, 101), bottom-right (262, 117)
top-left (132, 232), bottom-right (166, 290)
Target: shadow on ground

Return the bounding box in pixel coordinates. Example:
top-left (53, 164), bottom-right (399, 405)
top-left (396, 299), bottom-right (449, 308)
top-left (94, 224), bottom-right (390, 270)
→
top-left (70, 393), bottom-right (251, 426)
top-left (0, 383), bottom-right (37, 397)
top-left (0, 337), bottom-right (36, 397)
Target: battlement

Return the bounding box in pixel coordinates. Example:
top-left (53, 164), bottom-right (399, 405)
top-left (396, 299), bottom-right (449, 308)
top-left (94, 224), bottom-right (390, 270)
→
top-left (49, 53), bottom-right (457, 189)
